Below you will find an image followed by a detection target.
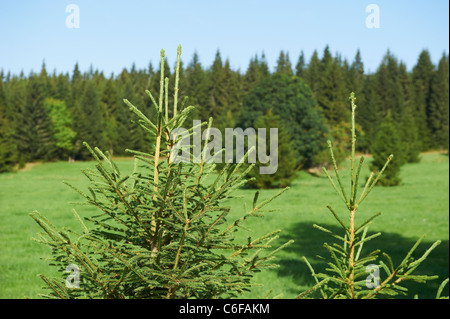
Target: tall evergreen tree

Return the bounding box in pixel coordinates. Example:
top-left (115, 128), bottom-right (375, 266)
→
top-left (428, 53), bottom-right (450, 150)
top-left (72, 80), bottom-right (105, 159)
top-left (411, 50), bottom-right (435, 148)
top-left (0, 76), bottom-right (17, 172)
top-left (275, 50), bottom-right (293, 76)
top-left (316, 46), bottom-right (348, 125)
top-left (206, 50), bottom-right (225, 122)
top-left (101, 77), bottom-right (128, 156)
top-left (23, 75), bottom-right (56, 161)
top-left (295, 50), bottom-right (306, 78)
top-left (239, 73), bottom-right (327, 167)
top-left (305, 50), bottom-right (321, 96)
top-left (247, 108), bottom-right (297, 188)
top-left (370, 110), bottom-right (404, 186)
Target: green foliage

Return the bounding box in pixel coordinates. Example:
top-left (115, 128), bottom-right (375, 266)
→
top-left (239, 73), bottom-right (327, 168)
top-left (72, 81), bottom-right (105, 159)
top-left (246, 109), bottom-right (298, 189)
top-left (316, 46), bottom-right (349, 126)
top-left (313, 121), bottom-right (364, 169)
top-left (0, 46), bottom-right (447, 172)
top-left (24, 75), bottom-right (57, 161)
top-left (428, 53), bottom-right (449, 150)
top-left (370, 110), bottom-right (404, 186)
top-left (299, 93), bottom-right (444, 299)
top-left (275, 51), bottom-right (294, 76)
top-left (0, 76), bottom-right (17, 172)
top-left (30, 47), bottom-right (292, 299)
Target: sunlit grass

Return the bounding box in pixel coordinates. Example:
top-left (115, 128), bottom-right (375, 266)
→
top-left (0, 153), bottom-right (448, 298)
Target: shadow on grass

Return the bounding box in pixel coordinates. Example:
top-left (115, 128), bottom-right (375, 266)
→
top-left (277, 222), bottom-right (449, 299)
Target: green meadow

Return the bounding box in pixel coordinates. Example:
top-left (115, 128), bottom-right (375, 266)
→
top-left (0, 152), bottom-right (448, 299)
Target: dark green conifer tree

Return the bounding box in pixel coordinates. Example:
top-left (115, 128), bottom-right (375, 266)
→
top-left (101, 77), bottom-right (129, 156)
top-left (411, 50), bottom-right (435, 149)
top-left (72, 80), bottom-right (105, 159)
top-left (275, 50), bottom-right (293, 76)
top-left (370, 110), bottom-right (404, 186)
top-left (0, 76), bottom-right (17, 172)
top-left (23, 75), bottom-right (56, 161)
top-left (240, 73), bottom-right (327, 168)
top-left (295, 50), bottom-right (306, 78)
top-left (428, 53), bottom-right (449, 150)
top-left (299, 93), bottom-right (444, 299)
top-left (247, 109), bottom-right (297, 188)
top-left (316, 46), bottom-right (349, 125)
top-left (305, 50), bottom-right (321, 96)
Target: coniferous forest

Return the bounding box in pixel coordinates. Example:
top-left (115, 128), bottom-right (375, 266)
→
top-left (0, 47), bottom-right (449, 184)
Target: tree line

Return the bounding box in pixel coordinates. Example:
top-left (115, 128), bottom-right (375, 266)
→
top-left (0, 46), bottom-right (448, 178)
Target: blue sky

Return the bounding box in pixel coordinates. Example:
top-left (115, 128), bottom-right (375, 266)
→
top-left (0, 0), bottom-right (448, 76)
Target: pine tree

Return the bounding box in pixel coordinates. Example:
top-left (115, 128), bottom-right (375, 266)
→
top-left (243, 53), bottom-right (270, 95)
top-left (0, 76), bottom-right (17, 172)
top-left (31, 46), bottom-right (292, 299)
top-left (72, 80), bottom-right (105, 159)
top-left (370, 110), bottom-right (404, 186)
top-left (411, 50), bottom-right (435, 149)
top-left (305, 50), bottom-right (321, 96)
top-left (247, 109), bottom-right (297, 189)
top-left (101, 77), bottom-right (129, 156)
top-left (206, 50), bottom-right (226, 121)
top-left (275, 50), bottom-right (293, 76)
top-left (316, 46), bottom-right (349, 125)
top-left (239, 73), bottom-right (327, 168)
top-left (298, 93), bottom-right (443, 299)
top-left (375, 51), bottom-right (406, 122)
top-left (183, 52), bottom-right (208, 122)
top-left (23, 75), bottom-right (56, 161)
top-left (43, 98), bottom-right (77, 159)
top-left (295, 51), bottom-right (306, 78)
top-left (428, 53), bottom-right (449, 150)
top-left (398, 62), bottom-right (421, 163)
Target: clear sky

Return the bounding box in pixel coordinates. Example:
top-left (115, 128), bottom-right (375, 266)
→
top-left (0, 0), bottom-right (448, 76)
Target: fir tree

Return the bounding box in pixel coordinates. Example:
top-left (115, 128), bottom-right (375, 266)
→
top-left (275, 50), bottom-right (293, 76)
top-left (316, 46), bottom-right (349, 125)
top-left (183, 52), bottom-right (208, 122)
top-left (428, 53), bottom-right (449, 150)
top-left (247, 109), bottom-right (297, 189)
top-left (243, 53), bottom-right (269, 94)
top-left (72, 80), bottom-right (105, 159)
top-left (0, 77), bottom-right (17, 172)
top-left (206, 50), bottom-right (226, 121)
top-left (411, 50), bottom-right (435, 148)
top-left (240, 73), bottom-right (327, 168)
top-left (31, 46), bottom-right (292, 299)
top-left (370, 110), bottom-right (404, 186)
top-left (24, 75), bottom-right (56, 161)
top-left (101, 77), bottom-right (129, 156)
top-left (305, 50), bottom-right (321, 96)
top-left (295, 51), bottom-right (306, 78)
top-left (299, 93), bottom-right (444, 299)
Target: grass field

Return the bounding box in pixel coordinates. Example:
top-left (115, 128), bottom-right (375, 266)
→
top-left (0, 152), bottom-right (448, 299)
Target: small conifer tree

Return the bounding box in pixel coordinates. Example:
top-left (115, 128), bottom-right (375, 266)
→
top-left (298, 93), bottom-right (446, 299)
top-left (31, 46), bottom-right (292, 299)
